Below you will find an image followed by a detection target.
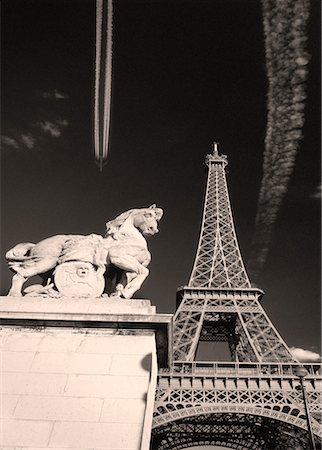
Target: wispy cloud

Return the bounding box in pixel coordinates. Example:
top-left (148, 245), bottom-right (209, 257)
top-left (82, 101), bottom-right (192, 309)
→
top-left (42, 89), bottom-right (68, 100)
top-left (56, 118), bottom-right (69, 127)
top-left (2, 133), bottom-right (37, 150)
top-left (247, 0), bottom-right (310, 283)
top-left (290, 347), bottom-right (321, 362)
top-left (20, 133), bottom-right (36, 149)
top-left (39, 119), bottom-right (69, 138)
top-left (1, 135), bottom-right (19, 149)
top-left (311, 183), bottom-right (322, 199)
top-left (40, 121), bottom-right (61, 137)
top-left (2, 117), bottom-right (68, 150)
top-left (3, 88), bottom-right (69, 151)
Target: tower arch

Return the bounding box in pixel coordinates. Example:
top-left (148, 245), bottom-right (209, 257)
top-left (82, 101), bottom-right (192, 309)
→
top-left (152, 410), bottom-right (312, 450)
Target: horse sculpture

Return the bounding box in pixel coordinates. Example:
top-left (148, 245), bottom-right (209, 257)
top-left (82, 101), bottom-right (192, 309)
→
top-left (6, 205), bottom-right (163, 299)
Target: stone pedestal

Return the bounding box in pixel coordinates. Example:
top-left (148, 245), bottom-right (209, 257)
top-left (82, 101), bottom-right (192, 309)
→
top-left (0, 296), bottom-right (172, 450)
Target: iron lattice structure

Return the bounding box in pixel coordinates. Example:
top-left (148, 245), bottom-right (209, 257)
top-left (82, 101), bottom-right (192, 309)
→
top-left (151, 145), bottom-right (322, 449)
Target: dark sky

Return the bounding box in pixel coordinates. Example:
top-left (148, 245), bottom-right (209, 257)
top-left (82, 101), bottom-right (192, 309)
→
top-left (1, 0), bottom-right (321, 356)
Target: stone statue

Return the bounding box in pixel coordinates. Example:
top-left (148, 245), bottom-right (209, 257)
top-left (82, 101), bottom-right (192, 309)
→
top-left (5, 205), bottom-right (163, 299)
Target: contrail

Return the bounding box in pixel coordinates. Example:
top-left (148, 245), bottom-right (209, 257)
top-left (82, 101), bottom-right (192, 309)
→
top-left (247, 0), bottom-right (310, 283)
top-left (94, 0), bottom-right (113, 170)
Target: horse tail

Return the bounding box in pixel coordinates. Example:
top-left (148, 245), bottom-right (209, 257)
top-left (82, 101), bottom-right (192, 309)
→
top-left (6, 243), bottom-right (35, 261)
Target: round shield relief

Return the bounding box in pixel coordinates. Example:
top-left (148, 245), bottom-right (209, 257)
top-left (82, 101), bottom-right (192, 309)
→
top-left (54, 261), bottom-right (105, 297)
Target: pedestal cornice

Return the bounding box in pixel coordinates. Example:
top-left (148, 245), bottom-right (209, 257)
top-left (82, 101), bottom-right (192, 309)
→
top-left (0, 296), bottom-right (173, 368)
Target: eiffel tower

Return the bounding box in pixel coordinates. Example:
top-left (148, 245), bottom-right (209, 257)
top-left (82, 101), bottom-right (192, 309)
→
top-left (151, 144), bottom-right (322, 449)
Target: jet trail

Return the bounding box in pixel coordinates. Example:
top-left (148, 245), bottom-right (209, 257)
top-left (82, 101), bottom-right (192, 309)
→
top-left (94, 0), bottom-right (113, 170)
top-left (248, 0), bottom-right (310, 282)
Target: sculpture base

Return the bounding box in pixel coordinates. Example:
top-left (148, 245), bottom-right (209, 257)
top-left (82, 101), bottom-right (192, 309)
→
top-left (0, 295), bottom-right (157, 315)
top-left (0, 296), bottom-right (172, 450)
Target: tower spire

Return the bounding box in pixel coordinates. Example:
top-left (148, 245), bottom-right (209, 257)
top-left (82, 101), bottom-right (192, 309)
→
top-left (212, 141), bottom-right (219, 155)
top-left (189, 142), bottom-right (250, 289)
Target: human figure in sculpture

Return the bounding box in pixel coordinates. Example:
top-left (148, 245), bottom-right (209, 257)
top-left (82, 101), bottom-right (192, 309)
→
top-left (5, 205), bottom-right (163, 299)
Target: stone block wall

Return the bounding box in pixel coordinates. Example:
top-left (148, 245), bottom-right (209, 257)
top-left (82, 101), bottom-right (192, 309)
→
top-left (0, 296), bottom-right (173, 450)
top-left (1, 327), bottom-right (156, 449)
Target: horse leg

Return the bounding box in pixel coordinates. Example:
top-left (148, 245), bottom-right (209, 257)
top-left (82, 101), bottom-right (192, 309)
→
top-left (111, 271), bottom-right (128, 295)
top-left (121, 268), bottom-right (149, 299)
top-left (112, 272), bottom-right (136, 297)
top-left (8, 273), bottom-right (28, 296)
top-left (8, 257), bottom-right (58, 297)
top-left (108, 253), bottom-right (149, 299)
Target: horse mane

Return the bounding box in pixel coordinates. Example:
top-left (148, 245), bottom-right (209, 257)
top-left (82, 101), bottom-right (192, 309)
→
top-left (105, 209), bottom-right (138, 237)
top-left (105, 205), bottom-right (163, 237)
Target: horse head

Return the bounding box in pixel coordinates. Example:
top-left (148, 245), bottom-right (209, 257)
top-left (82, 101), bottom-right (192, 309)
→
top-left (105, 205), bottom-right (163, 238)
top-left (133, 204), bottom-right (163, 236)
